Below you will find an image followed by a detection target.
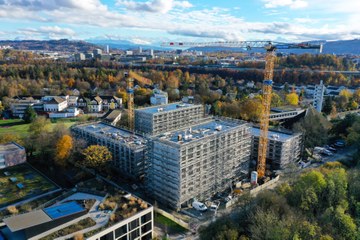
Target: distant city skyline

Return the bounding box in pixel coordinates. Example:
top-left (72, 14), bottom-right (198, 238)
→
top-left (0, 0), bottom-right (359, 44)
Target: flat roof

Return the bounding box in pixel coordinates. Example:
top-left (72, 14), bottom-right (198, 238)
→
top-left (157, 119), bottom-right (248, 145)
top-left (251, 127), bottom-right (297, 142)
top-left (0, 142), bottom-right (24, 152)
top-left (3, 210), bottom-right (52, 232)
top-left (44, 201), bottom-right (84, 219)
top-left (136, 102), bottom-right (200, 114)
top-left (74, 122), bottom-right (146, 146)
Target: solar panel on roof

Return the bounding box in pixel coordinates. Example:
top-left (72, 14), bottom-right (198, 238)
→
top-left (44, 201), bottom-right (85, 219)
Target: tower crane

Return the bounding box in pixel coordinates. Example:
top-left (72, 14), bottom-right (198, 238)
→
top-left (161, 41), bottom-right (322, 178)
top-left (125, 71), bottom-right (153, 131)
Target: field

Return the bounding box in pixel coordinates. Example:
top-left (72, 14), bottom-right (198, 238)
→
top-left (0, 164), bottom-right (59, 208)
top-left (0, 118), bottom-right (77, 137)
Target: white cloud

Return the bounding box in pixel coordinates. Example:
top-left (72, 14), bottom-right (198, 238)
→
top-left (16, 26), bottom-right (76, 39)
top-left (263, 0), bottom-right (308, 9)
top-left (116, 0), bottom-right (192, 13)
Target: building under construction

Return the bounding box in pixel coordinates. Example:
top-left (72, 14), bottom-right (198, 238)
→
top-left (250, 127), bottom-right (302, 170)
top-left (135, 102), bottom-right (204, 136)
top-left (146, 118), bottom-right (251, 209)
top-left (71, 122), bottom-right (148, 179)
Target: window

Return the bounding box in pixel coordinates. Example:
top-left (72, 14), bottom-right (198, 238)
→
top-left (115, 225), bottom-right (127, 238)
top-left (141, 233), bottom-right (152, 240)
top-left (100, 232), bottom-right (114, 240)
top-left (130, 229), bottom-right (140, 239)
top-left (141, 213), bottom-right (152, 224)
top-left (129, 219), bottom-right (140, 230)
top-left (141, 222), bottom-right (152, 234)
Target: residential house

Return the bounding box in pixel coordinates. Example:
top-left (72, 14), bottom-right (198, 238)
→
top-left (88, 96), bottom-right (103, 112)
top-left (43, 96), bottom-right (68, 112)
top-left (100, 96), bottom-right (122, 110)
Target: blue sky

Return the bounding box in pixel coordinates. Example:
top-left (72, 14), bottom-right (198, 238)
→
top-left (0, 0), bottom-right (359, 43)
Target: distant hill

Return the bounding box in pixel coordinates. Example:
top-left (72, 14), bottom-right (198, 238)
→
top-left (0, 39), bottom-right (99, 52)
top-left (87, 39), bottom-right (164, 51)
top-left (188, 39), bottom-right (360, 55)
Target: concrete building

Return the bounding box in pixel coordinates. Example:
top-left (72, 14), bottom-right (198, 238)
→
top-left (313, 80), bottom-right (325, 112)
top-left (1, 189), bottom-right (153, 240)
top-left (250, 127), bottom-right (302, 171)
top-left (135, 102), bottom-right (204, 136)
top-left (0, 142), bottom-right (26, 169)
top-left (43, 96), bottom-right (68, 112)
top-left (147, 118), bottom-right (251, 209)
top-left (10, 97), bottom-right (41, 118)
top-left (48, 107), bottom-right (80, 118)
top-left (150, 89), bottom-right (168, 106)
top-left (74, 53), bottom-right (85, 61)
top-left (72, 123), bottom-right (148, 179)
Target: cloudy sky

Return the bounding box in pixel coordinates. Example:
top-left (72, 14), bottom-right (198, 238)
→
top-left (0, 0), bottom-right (359, 44)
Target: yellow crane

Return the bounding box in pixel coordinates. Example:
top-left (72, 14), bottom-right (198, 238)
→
top-left (125, 71), bottom-right (153, 131)
top-left (162, 41), bottom-right (322, 178)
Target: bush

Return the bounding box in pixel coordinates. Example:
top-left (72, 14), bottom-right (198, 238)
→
top-left (7, 206), bottom-right (18, 214)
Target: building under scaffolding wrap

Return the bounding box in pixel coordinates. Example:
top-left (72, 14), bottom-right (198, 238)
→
top-left (250, 127), bottom-right (303, 170)
top-left (135, 102), bottom-right (204, 136)
top-left (71, 122), bottom-right (148, 179)
top-left (146, 118), bottom-right (251, 209)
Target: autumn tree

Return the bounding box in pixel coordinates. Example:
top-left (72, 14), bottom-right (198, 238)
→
top-left (82, 145), bottom-right (112, 169)
top-left (0, 133), bottom-right (24, 145)
top-left (55, 135), bottom-right (73, 166)
top-left (286, 92), bottom-right (299, 106)
top-left (239, 99), bottom-right (264, 122)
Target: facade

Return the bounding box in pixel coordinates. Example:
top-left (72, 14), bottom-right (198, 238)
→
top-left (88, 207), bottom-right (153, 240)
top-left (88, 96), bottom-right (103, 112)
top-left (101, 96), bottom-right (123, 110)
top-left (48, 107), bottom-right (80, 118)
top-left (313, 80), bottom-right (325, 112)
top-left (250, 127), bottom-right (302, 170)
top-left (147, 118), bottom-right (251, 209)
top-left (43, 96), bottom-right (68, 112)
top-left (0, 142), bottom-right (26, 169)
top-left (150, 89), bottom-right (168, 106)
top-left (72, 122), bottom-right (148, 179)
top-left (74, 53), bottom-right (85, 61)
top-left (10, 97), bottom-right (40, 118)
top-left (135, 102), bottom-right (204, 136)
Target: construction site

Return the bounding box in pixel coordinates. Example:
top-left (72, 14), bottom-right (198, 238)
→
top-left (70, 41), bottom-right (322, 211)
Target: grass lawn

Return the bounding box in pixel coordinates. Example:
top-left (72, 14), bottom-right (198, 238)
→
top-left (155, 213), bottom-right (188, 234)
top-left (0, 118), bottom-right (77, 137)
top-left (0, 163), bottom-right (59, 208)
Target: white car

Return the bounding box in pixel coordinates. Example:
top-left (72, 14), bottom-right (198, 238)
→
top-left (192, 201), bottom-right (207, 212)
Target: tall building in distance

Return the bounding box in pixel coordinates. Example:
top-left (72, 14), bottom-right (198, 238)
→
top-left (313, 80), bottom-right (325, 112)
top-left (135, 102), bottom-right (204, 136)
top-left (147, 118), bottom-right (251, 209)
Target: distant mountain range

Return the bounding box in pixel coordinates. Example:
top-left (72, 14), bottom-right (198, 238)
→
top-left (0, 39), bottom-right (98, 52)
top-left (0, 39), bottom-right (359, 55)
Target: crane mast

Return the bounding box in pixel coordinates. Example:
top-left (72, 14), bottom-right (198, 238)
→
top-left (162, 40), bottom-right (322, 179)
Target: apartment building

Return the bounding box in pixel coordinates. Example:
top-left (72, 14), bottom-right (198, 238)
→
top-left (135, 102), bottom-right (204, 136)
top-left (313, 80), bottom-right (325, 112)
top-left (150, 89), bottom-right (168, 106)
top-left (10, 97), bottom-right (41, 118)
top-left (250, 127), bottom-right (303, 170)
top-left (147, 118), bottom-right (251, 209)
top-left (71, 122), bottom-right (148, 179)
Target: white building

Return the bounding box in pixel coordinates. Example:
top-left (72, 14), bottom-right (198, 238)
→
top-left (313, 80), bottom-right (325, 112)
top-left (43, 96), bottom-right (68, 112)
top-left (150, 89), bottom-right (168, 106)
top-left (49, 107), bottom-right (80, 118)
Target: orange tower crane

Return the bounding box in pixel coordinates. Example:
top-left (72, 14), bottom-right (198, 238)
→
top-left (125, 71), bottom-right (153, 131)
top-left (161, 41), bottom-right (322, 178)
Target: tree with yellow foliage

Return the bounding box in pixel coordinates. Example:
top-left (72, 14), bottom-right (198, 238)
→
top-left (286, 92), bottom-right (299, 106)
top-left (55, 135), bottom-right (73, 166)
top-left (82, 145), bottom-right (112, 169)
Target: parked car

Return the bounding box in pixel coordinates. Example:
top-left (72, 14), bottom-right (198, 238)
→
top-left (192, 201), bottom-right (207, 212)
top-left (325, 145), bottom-right (337, 152)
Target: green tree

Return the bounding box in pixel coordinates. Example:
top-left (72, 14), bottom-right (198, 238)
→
top-left (23, 106), bottom-right (37, 123)
top-left (294, 107), bottom-right (331, 149)
top-left (82, 145), bottom-right (112, 169)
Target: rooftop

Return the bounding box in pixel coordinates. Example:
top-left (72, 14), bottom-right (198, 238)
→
top-left (3, 210), bottom-right (52, 232)
top-left (0, 142), bottom-right (24, 152)
top-left (251, 127), bottom-right (299, 142)
top-left (157, 119), bottom-right (248, 145)
top-left (73, 122), bottom-right (146, 147)
top-left (136, 102), bottom-right (200, 114)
